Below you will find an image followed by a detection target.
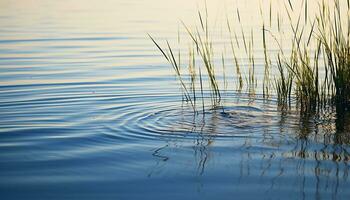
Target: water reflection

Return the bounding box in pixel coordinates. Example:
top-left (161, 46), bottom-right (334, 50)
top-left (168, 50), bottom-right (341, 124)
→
top-left (148, 104), bottom-right (350, 198)
top-left (1, 0), bottom-right (350, 198)
top-left (335, 107), bottom-right (350, 144)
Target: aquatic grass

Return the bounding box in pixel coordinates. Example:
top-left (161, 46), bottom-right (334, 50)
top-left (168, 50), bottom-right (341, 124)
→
top-left (148, 34), bottom-right (195, 111)
top-left (188, 44), bottom-right (197, 108)
top-left (199, 67), bottom-right (205, 114)
top-left (227, 18), bottom-right (243, 91)
top-left (221, 53), bottom-right (228, 91)
top-left (149, 0), bottom-right (350, 115)
top-left (244, 29), bottom-right (257, 94)
top-left (282, 3), bottom-right (319, 111)
top-left (315, 0), bottom-right (350, 109)
top-left (272, 0), bottom-right (342, 111)
top-left (275, 53), bottom-right (294, 108)
top-left (283, 0), bottom-right (350, 111)
top-left (262, 23), bottom-right (271, 98)
top-left (182, 11), bottom-right (221, 104)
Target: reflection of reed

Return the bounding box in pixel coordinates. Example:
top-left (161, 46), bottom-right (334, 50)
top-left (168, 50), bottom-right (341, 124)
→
top-left (193, 111), bottom-right (217, 175)
top-left (148, 143), bottom-right (170, 178)
top-left (238, 141), bottom-right (349, 199)
top-left (148, 104), bottom-right (350, 198)
top-left (194, 137), bottom-right (211, 176)
top-left (152, 144), bottom-right (169, 161)
top-left (335, 108), bottom-right (350, 145)
top-left (284, 109), bottom-right (350, 198)
top-left (237, 108), bottom-right (350, 198)
top-left (149, 111), bottom-right (215, 177)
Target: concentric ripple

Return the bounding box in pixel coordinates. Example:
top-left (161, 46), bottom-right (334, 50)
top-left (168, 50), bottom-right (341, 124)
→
top-left (1, 1), bottom-right (350, 199)
top-left (99, 92), bottom-right (300, 142)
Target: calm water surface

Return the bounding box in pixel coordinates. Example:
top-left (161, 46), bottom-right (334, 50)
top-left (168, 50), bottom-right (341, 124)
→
top-left (1, 0), bottom-right (350, 199)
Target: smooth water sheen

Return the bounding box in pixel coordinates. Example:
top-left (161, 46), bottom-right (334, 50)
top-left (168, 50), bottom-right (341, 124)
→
top-left (1, 0), bottom-right (350, 199)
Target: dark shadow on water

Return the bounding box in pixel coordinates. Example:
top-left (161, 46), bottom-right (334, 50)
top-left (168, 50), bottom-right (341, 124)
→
top-left (335, 105), bottom-right (350, 145)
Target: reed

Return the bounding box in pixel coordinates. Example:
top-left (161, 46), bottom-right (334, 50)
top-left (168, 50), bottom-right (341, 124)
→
top-left (182, 10), bottom-right (221, 104)
top-left (148, 34), bottom-right (195, 111)
top-left (316, 0), bottom-right (350, 109)
top-left (271, 0), bottom-right (349, 112)
top-left (227, 18), bottom-right (243, 91)
top-left (262, 23), bottom-right (271, 98)
top-left (149, 0), bottom-right (350, 114)
top-left (275, 53), bottom-right (294, 108)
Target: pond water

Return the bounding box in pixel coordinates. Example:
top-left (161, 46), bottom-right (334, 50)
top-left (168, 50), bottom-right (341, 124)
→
top-left (1, 0), bottom-right (350, 199)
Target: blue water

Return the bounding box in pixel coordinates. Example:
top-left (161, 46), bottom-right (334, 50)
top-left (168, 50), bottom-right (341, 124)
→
top-left (1, 0), bottom-right (350, 199)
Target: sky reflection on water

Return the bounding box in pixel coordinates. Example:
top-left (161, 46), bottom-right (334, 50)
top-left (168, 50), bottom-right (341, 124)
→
top-left (0, 0), bottom-right (350, 199)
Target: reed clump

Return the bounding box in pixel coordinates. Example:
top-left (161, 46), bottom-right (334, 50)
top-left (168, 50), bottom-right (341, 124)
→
top-left (316, 0), bottom-right (350, 108)
top-left (149, 0), bottom-right (350, 114)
